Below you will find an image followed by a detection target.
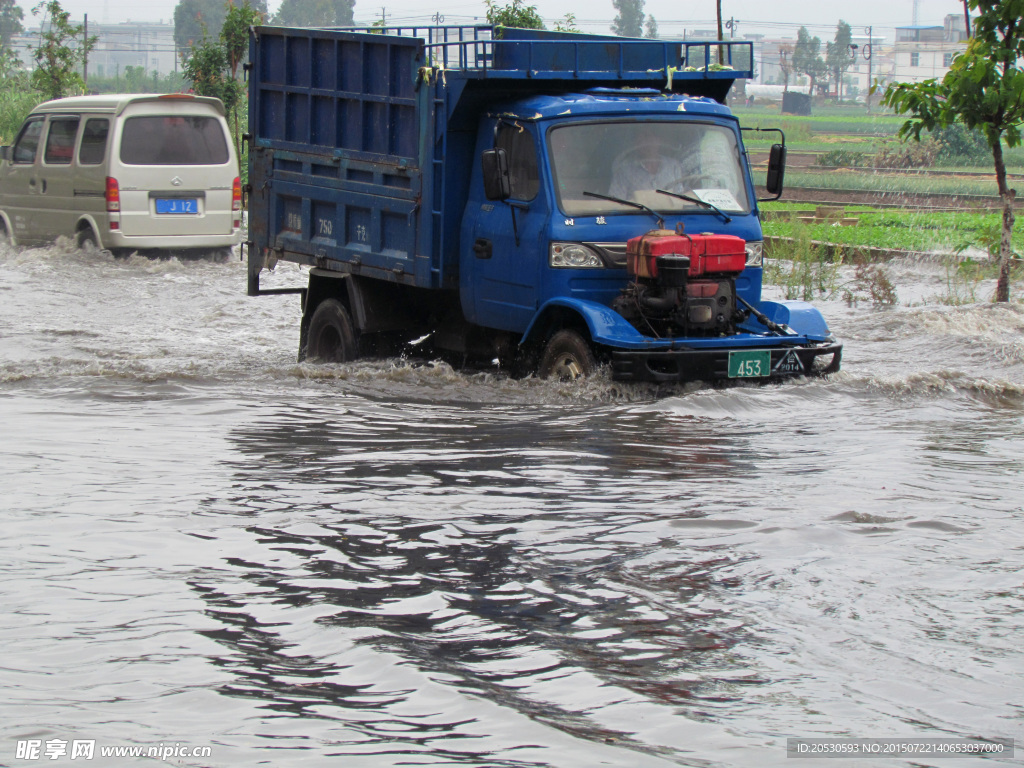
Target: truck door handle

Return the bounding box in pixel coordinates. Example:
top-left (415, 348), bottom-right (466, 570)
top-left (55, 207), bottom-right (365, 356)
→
top-left (473, 238), bottom-right (492, 259)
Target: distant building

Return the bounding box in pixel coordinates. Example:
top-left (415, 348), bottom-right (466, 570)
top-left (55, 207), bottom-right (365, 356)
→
top-left (10, 20), bottom-right (177, 82)
top-left (88, 21), bottom-right (178, 79)
top-left (891, 14), bottom-right (970, 83)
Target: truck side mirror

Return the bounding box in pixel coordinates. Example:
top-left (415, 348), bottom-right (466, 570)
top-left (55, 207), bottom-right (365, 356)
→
top-left (765, 143), bottom-right (786, 198)
top-left (481, 148), bottom-right (511, 201)
top-left (0, 146), bottom-right (10, 162)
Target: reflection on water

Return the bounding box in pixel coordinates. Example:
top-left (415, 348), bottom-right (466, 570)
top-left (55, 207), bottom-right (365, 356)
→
top-left (186, 406), bottom-right (767, 764)
top-left (1, 246), bottom-right (1022, 766)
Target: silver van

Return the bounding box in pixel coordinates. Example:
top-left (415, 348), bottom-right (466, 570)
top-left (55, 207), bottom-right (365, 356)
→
top-left (0, 94), bottom-right (241, 256)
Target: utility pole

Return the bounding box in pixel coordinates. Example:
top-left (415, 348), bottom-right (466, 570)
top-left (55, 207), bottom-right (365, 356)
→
top-left (83, 14), bottom-right (88, 88)
top-left (715, 0), bottom-right (723, 65)
top-left (864, 25), bottom-right (872, 113)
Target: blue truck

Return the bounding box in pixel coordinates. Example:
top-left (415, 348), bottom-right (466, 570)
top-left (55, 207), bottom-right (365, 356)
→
top-left (245, 25), bottom-right (842, 382)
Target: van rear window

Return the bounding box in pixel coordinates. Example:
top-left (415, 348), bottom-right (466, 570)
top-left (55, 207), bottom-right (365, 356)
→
top-left (119, 115), bottom-right (229, 165)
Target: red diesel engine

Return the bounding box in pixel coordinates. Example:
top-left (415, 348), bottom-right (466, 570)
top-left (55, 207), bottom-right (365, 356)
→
top-left (613, 228), bottom-right (748, 337)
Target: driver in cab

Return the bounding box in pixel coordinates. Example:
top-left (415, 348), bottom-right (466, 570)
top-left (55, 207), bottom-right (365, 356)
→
top-left (609, 126), bottom-right (690, 201)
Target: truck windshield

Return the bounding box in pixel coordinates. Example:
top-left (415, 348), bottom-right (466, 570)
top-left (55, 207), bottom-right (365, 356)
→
top-left (548, 121), bottom-right (751, 217)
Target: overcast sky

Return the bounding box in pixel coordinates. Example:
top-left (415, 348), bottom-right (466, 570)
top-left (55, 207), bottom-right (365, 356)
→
top-left (21, 0), bottom-right (966, 39)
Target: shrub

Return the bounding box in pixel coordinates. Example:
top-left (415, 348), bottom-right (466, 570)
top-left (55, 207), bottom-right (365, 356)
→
top-left (764, 223), bottom-right (841, 300)
top-left (929, 124), bottom-right (990, 162)
top-left (874, 138), bottom-right (938, 169)
top-left (0, 81), bottom-right (41, 144)
top-left (844, 263), bottom-right (898, 306)
top-left (815, 148), bottom-right (867, 168)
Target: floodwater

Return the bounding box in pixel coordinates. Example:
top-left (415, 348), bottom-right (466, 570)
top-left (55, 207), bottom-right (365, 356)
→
top-left (1, 241), bottom-right (1022, 767)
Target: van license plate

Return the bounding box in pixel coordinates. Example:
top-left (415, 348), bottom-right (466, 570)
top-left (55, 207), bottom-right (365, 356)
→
top-left (728, 350), bottom-right (770, 378)
top-left (156, 198), bottom-right (197, 214)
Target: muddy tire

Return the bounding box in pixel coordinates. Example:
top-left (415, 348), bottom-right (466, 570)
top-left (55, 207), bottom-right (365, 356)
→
top-left (304, 299), bottom-right (358, 363)
top-left (209, 247), bottom-right (233, 263)
top-left (538, 329), bottom-right (596, 380)
top-left (76, 227), bottom-right (98, 251)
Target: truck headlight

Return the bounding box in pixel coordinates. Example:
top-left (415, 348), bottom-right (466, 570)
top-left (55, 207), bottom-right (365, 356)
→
top-left (550, 242), bottom-right (603, 268)
top-left (745, 240), bottom-right (763, 267)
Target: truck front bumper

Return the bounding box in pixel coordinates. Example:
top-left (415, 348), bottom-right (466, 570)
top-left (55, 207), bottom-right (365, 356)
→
top-left (611, 341), bottom-right (843, 383)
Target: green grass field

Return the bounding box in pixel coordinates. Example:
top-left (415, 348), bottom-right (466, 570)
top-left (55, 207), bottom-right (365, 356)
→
top-left (761, 203), bottom-right (1023, 255)
top-left (780, 170), bottom-right (1000, 196)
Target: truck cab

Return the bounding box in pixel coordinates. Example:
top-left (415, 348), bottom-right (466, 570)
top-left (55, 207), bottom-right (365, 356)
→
top-left (462, 92), bottom-right (762, 328)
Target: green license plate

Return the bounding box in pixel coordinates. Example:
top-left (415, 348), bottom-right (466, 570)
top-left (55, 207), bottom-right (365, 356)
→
top-left (728, 350), bottom-right (771, 378)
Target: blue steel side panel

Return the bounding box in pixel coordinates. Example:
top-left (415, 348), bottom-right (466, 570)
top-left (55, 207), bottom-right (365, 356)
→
top-left (249, 26), bottom-right (440, 289)
top-left (252, 27), bottom-right (420, 160)
top-left (268, 170), bottom-right (426, 285)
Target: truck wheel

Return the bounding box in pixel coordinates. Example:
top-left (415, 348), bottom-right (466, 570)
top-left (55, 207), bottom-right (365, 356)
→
top-left (538, 329), bottom-right (596, 380)
top-left (305, 299), bottom-right (358, 363)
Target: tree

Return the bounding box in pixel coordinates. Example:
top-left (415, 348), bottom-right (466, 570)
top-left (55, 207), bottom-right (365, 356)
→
top-left (123, 64), bottom-right (149, 91)
top-left (174, 0), bottom-right (227, 52)
top-left (778, 43), bottom-right (793, 91)
top-left (0, 0), bottom-right (24, 52)
top-left (825, 21), bottom-right (855, 100)
top-left (182, 1), bottom-right (263, 159)
top-left (882, 0), bottom-right (1024, 302)
top-left (220, 0), bottom-right (262, 80)
top-left (644, 14), bottom-right (657, 39)
top-left (553, 13), bottom-right (579, 33)
top-left (611, 0), bottom-right (643, 37)
top-left (485, 0), bottom-right (544, 31)
top-left (792, 26), bottom-right (826, 97)
top-left (273, 0), bottom-right (353, 27)
top-left (30, 0), bottom-right (96, 100)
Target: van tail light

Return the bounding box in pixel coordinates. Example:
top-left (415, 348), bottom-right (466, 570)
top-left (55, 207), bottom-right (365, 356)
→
top-left (232, 176), bottom-right (241, 228)
top-left (105, 177), bottom-right (120, 212)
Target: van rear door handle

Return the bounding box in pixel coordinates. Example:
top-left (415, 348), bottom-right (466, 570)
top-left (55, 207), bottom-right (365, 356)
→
top-left (473, 238), bottom-right (492, 259)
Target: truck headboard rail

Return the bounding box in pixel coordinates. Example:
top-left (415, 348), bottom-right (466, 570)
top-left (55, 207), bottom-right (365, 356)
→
top-left (332, 25), bottom-right (753, 83)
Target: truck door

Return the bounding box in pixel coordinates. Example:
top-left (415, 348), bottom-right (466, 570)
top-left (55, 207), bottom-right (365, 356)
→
top-left (462, 121), bottom-right (546, 333)
top-left (1, 116), bottom-right (46, 244)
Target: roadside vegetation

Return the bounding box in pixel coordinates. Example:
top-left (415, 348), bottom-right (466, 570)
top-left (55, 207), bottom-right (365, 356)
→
top-left (86, 68), bottom-right (187, 95)
top-left (882, 0), bottom-right (1023, 302)
top-left (764, 218), bottom-right (1024, 306)
top-left (762, 204), bottom-right (1024, 255)
top-left (763, 211), bottom-right (1024, 306)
